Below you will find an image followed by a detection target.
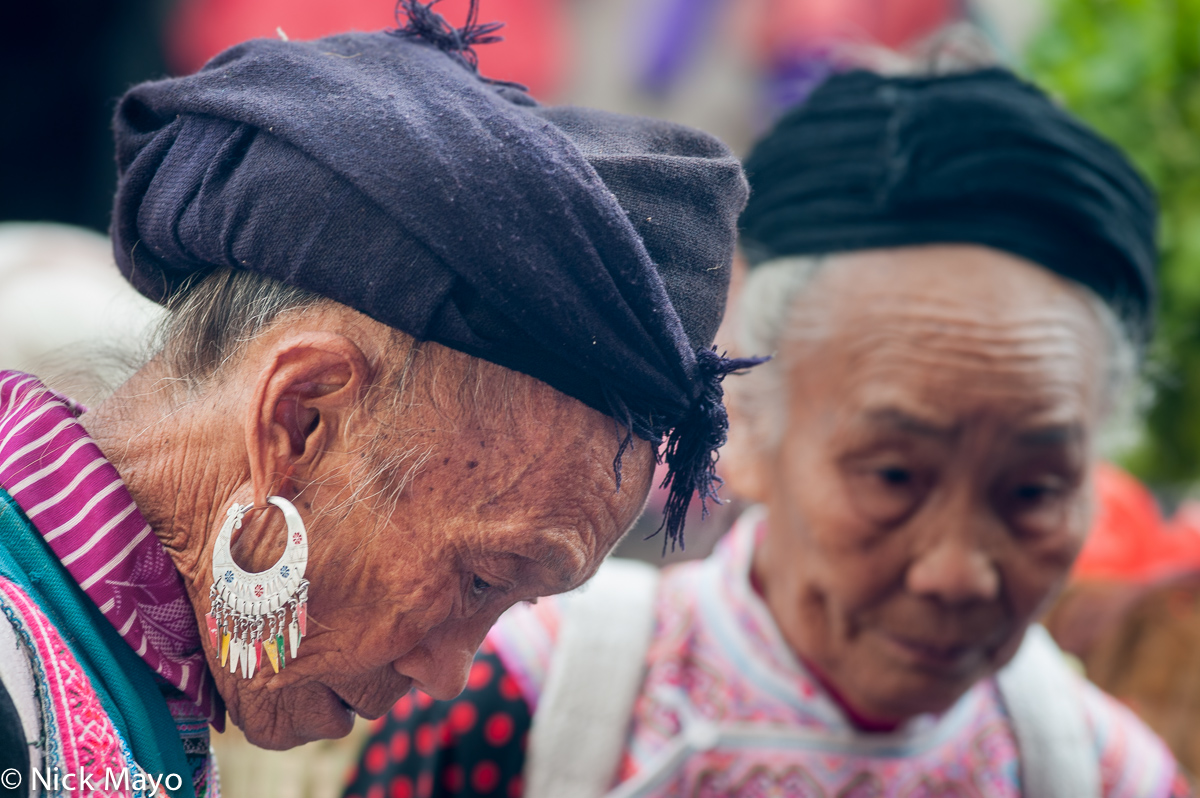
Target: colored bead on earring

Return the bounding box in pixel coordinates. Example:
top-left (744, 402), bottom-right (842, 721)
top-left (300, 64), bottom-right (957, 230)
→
top-left (205, 496), bottom-right (309, 679)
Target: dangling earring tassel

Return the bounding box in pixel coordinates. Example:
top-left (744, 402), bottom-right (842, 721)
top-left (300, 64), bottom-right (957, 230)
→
top-left (205, 495), bottom-right (310, 679)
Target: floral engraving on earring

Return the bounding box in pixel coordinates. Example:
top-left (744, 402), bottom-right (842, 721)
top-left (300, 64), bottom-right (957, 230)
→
top-left (205, 495), bottom-right (309, 678)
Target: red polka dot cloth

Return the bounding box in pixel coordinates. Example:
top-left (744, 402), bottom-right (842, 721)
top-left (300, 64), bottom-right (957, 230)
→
top-left (344, 645), bottom-right (529, 798)
top-left (347, 512), bottom-right (1193, 798)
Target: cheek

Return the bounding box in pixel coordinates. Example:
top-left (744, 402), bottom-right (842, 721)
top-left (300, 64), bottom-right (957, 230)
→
top-left (763, 504), bottom-right (909, 660)
top-left (996, 512), bottom-right (1088, 620)
top-left (459, 602), bottom-right (512, 651)
top-left (769, 448), bottom-right (907, 612)
top-left (310, 523), bottom-right (461, 664)
top-left (315, 581), bottom-right (454, 670)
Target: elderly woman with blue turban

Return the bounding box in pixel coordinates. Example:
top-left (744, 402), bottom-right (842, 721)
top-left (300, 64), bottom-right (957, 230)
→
top-left (348, 63), bottom-right (1192, 798)
top-left (0, 4), bottom-right (750, 797)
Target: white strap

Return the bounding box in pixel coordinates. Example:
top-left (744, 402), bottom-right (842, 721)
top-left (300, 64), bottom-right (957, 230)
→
top-left (0, 604), bottom-right (43, 794)
top-left (995, 625), bottom-right (1100, 798)
top-left (523, 558), bottom-right (660, 798)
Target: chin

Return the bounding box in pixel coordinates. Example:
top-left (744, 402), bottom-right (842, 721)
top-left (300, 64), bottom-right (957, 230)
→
top-left (239, 683), bottom-right (356, 750)
top-left (878, 670), bottom-right (982, 720)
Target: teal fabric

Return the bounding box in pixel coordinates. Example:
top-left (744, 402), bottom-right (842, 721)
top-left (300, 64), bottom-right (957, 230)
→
top-left (0, 488), bottom-right (194, 798)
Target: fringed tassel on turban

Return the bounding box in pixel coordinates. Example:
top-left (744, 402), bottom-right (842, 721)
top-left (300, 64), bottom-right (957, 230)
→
top-left (393, 0), bottom-right (526, 89)
top-left (113, 0), bottom-right (751, 560)
top-left (656, 349), bottom-right (769, 554)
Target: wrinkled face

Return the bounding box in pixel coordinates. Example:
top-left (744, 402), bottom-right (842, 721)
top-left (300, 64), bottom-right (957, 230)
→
top-left (744, 245), bottom-right (1107, 724)
top-left (213, 362), bottom-right (656, 748)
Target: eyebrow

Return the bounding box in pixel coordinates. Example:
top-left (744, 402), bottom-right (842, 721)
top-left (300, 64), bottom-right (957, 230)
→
top-left (1014, 424), bottom-right (1084, 446)
top-left (864, 408), bottom-right (954, 439)
top-left (503, 547), bottom-right (583, 594)
top-left (863, 408), bottom-right (1083, 448)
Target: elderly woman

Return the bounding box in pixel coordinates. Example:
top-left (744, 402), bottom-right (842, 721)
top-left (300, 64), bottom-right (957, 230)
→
top-left (347, 66), bottom-right (1192, 798)
top-left (0, 5), bottom-right (749, 798)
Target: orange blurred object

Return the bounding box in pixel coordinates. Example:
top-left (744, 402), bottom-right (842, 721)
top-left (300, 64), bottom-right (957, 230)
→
top-left (165, 0), bottom-right (569, 100)
top-left (1072, 462), bottom-right (1200, 583)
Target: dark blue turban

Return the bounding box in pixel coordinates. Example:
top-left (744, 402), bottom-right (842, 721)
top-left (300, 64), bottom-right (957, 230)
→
top-left (741, 68), bottom-right (1158, 345)
top-left (111, 3), bottom-right (754, 549)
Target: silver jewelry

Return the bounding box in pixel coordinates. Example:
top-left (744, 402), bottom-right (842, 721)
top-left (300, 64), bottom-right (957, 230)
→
top-left (205, 496), bottom-right (309, 677)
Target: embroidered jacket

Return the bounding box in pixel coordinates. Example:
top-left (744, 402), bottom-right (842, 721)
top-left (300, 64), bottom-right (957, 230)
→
top-left (346, 509), bottom-right (1190, 798)
top-left (0, 372), bottom-right (219, 797)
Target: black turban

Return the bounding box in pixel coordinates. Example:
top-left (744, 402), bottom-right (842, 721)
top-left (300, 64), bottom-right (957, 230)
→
top-left (111, 3), bottom-right (753, 549)
top-left (741, 68), bottom-right (1157, 344)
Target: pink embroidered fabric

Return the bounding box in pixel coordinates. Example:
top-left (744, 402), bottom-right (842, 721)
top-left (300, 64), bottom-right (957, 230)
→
top-left (488, 509), bottom-right (1184, 797)
top-left (0, 371), bottom-right (217, 722)
top-left (0, 577), bottom-right (155, 797)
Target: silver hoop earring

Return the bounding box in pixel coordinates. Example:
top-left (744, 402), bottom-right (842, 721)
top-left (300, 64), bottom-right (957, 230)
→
top-left (205, 496), bottom-right (309, 678)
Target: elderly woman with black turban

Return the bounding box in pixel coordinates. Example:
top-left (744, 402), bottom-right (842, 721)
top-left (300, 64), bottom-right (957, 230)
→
top-left (0, 4), bottom-right (750, 797)
top-left (347, 64), bottom-right (1193, 798)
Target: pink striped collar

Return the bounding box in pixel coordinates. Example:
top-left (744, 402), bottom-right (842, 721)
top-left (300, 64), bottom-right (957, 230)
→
top-left (0, 371), bottom-right (219, 723)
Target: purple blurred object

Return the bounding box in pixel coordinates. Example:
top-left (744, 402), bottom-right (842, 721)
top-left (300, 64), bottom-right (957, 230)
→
top-left (637, 0), bottom-right (726, 96)
top-left (763, 51), bottom-right (837, 121)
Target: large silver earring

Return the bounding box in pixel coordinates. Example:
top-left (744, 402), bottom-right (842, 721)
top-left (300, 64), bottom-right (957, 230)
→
top-left (205, 496), bottom-right (309, 678)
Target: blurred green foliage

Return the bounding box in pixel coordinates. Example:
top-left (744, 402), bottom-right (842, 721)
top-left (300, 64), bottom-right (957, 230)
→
top-left (1024, 0), bottom-right (1200, 486)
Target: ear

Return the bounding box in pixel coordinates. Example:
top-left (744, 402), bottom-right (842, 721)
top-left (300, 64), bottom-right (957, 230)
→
top-left (716, 253), bottom-right (771, 503)
top-left (720, 387), bottom-right (771, 505)
top-left (244, 333), bottom-right (373, 505)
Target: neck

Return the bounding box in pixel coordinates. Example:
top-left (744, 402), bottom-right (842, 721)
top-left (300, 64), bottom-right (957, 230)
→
top-left (798, 653), bottom-right (904, 733)
top-left (81, 365), bottom-right (238, 594)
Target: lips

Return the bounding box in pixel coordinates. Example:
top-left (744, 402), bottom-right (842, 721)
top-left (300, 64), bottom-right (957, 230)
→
top-left (324, 684), bottom-right (370, 718)
top-left (882, 633), bottom-right (987, 674)
top-left (327, 690), bottom-right (360, 718)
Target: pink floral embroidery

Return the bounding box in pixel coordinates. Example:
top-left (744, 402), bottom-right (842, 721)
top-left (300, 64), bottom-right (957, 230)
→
top-left (0, 578), bottom-right (135, 797)
top-left (489, 510), bottom-right (1183, 797)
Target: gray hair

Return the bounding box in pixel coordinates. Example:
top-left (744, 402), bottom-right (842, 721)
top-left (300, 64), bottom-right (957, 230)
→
top-left (838, 22), bottom-right (1005, 78)
top-left (731, 24), bottom-right (1146, 457)
top-left (729, 256), bottom-right (1145, 458)
top-left (149, 268), bottom-right (529, 521)
top-left (154, 268), bottom-right (330, 389)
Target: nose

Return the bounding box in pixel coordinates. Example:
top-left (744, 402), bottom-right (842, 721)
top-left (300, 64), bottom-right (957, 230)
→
top-left (906, 532), bottom-right (999, 606)
top-left (392, 619), bottom-right (486, 701)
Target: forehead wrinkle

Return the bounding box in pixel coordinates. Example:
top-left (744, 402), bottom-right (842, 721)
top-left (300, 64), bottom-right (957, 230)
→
top-left (837, 309), bottom-right (1099, 355)
top-left (848, 283), bottom-right (1087, 319)
top-left (840, 359), bottom-right (1094, 424)
top-left (502, 452), bottom-right (609, 522)
top-left (831, 372), bottom-right (1093, 458)
top-left (473, 442), bottom-right (595, 524)
top-left (847, 345), bottom-right (1094, 390)
top-left (826, 310), bottom-right (1101, 391)
top-left (812, 324), bottom-right (1098, 440)
top-left (480, 498), bottom-right (599, 585)
top-left (470, 445), bottom-right (608, 585)
top-left (833, 341), bottom-right (1096, 401)
top-left (802, 249), bottom-right (1108, 358)
top-left (476, 451), bottom-right (544, 508)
